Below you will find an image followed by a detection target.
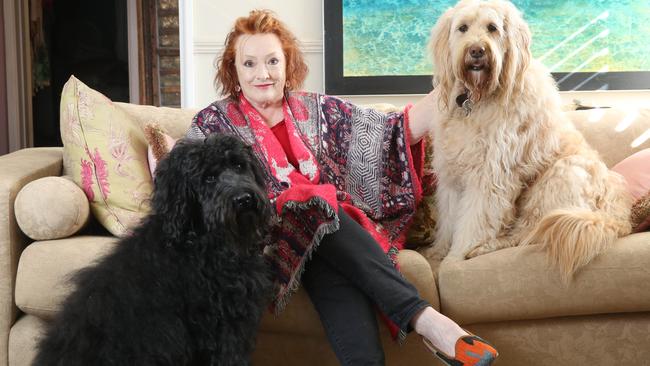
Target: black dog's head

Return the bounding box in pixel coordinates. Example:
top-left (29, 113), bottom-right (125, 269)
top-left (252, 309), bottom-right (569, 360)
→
top-left (152, 134), bottom-right (271, 247)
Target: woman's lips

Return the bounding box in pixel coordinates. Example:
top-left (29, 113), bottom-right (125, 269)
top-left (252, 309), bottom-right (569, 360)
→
top-left (254, 83), bottom-right (274, 89)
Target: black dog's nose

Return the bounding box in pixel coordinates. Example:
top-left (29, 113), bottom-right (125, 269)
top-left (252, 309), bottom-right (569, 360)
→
top-left (470, 45), bottom-right (485, 58)
top-left (234, 193), bottom-right (253, 209)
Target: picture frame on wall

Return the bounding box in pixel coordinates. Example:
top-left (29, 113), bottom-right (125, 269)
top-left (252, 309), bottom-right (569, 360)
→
top-left (324, 0), bottom-right (650, 95)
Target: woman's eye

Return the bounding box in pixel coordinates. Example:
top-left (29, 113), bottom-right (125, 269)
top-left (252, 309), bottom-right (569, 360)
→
top-left (488, 23), bottom-right (497, 32)
top-left (268, 58), bottom-right (279, 66)
top-left (458, 24), bottom-right (468, 33)
top-left (243, 60), bottom-right (254, 67)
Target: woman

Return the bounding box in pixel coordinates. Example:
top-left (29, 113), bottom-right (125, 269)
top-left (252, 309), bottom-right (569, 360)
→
top-left (187, 9), bottom-right (498, 366)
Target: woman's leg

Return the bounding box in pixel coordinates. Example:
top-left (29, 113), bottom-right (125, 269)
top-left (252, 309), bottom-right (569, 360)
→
top-left (311, 209), bottom-right (467, 358)
top-left (313, 210), bottom-right (430, 333)
top-left (303, 208), bottom-right (433, 365)
top-left (302, 254), bottom-right (385, 366)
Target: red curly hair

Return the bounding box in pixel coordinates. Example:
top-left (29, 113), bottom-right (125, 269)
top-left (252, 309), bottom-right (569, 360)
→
top-left (215, 9), bottom-right (308, 97)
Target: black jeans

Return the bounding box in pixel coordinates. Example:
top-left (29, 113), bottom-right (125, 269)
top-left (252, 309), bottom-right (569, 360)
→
top-left (302, 209), bottom-right (429, 366)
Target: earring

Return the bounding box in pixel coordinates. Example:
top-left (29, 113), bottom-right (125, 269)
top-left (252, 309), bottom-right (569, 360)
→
top-left (285, 81), bottom-right (291, 90)
top-left (235, 85), bottom-right (241, 92)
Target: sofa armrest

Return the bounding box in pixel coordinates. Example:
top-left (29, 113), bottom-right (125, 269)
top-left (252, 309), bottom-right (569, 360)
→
top-left (0, 147), bottom-right (63, 366)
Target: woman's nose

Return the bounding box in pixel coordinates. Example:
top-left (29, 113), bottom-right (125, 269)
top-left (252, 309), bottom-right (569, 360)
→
top-left (256, 65), bottom-right (270, 80)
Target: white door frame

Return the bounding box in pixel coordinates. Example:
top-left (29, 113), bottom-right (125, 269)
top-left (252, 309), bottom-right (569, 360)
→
top-left (179, 0), bottom-right (195, 108)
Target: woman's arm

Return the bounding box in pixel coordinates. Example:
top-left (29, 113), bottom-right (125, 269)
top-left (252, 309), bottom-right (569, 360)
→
top-left (406, 90), bottom-right (439, 144)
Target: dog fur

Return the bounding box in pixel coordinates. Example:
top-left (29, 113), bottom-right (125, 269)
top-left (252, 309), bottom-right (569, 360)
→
top-left (33, 134), bottom-right (273, 366)
top-left (422, 0), bottom-right (632, 281)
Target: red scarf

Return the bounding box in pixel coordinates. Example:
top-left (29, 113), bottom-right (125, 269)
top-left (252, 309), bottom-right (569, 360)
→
top-left (239, 95), bottom-right (320, 185)
top-left (238, 94), bottom-right (340, 215)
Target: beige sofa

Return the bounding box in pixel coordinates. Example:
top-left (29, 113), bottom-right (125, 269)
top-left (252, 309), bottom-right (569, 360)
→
top-left (2, 101), bottom-right (650, 366)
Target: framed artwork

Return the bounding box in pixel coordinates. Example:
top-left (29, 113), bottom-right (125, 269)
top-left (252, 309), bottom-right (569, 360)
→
top-left (324, 0), bottom-right (650, 94)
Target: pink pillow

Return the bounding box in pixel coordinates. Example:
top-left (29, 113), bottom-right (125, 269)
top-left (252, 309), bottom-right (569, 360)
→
top-left (612, 149), bottom-right (650, 232)
top-left (612, 148), bottom-right (650, 201)
top-left (143, 123), bottom-right (177, 177)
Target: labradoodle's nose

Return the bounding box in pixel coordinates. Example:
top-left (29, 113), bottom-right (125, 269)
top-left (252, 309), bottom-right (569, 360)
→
top-left (470, 45), bottom-right (485, 58)
top-left (234, 193), bottom-right (253, 209)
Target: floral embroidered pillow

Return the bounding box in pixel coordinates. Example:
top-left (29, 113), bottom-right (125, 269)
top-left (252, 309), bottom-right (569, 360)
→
top-left (60, 76), bottom-right (152, 236)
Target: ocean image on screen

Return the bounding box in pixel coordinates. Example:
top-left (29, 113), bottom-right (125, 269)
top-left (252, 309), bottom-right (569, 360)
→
top-left (343, 0), bottom-right (650, 77)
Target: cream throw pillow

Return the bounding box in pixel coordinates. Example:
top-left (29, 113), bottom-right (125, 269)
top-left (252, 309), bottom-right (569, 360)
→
top-left (15, 177), bottom-right (90, 240)
top-left (60, 76), bottom-right (152, 236)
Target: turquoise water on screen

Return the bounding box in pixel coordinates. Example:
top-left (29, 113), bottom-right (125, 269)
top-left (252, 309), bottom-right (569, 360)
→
top-left (343, 0), bottom-right (650, 76)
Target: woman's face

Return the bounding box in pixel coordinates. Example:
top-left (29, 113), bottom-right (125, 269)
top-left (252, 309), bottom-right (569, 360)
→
top-left (234, 33), bottom-right (286, 107)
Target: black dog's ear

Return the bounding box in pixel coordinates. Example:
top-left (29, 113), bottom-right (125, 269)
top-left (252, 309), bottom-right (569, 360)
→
top-left (151, 139), bottom-right (201, 246)
top-left (245, 144), bottom-right (268, 189)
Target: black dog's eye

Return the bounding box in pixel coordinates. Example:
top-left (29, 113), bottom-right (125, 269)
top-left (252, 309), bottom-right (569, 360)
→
top-left (458, 24), bottom-right (468, 33)
top-left (487, 23), bottom-right (498, 33)
top-left (205, 175), bottom-right (218, 184)
top-left (231, 161), bottom-right (244, 171)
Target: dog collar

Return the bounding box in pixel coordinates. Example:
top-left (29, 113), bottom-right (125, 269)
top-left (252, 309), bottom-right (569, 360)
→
top-left (456, 90), bottom-right (473, 116)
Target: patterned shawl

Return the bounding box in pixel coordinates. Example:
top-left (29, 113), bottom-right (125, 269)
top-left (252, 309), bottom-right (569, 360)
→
top-left (187, 92), bottom-right (424, 334)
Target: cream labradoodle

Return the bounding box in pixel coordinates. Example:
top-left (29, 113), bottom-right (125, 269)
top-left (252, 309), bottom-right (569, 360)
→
top-left (422, 0), bottom-right (632, 281)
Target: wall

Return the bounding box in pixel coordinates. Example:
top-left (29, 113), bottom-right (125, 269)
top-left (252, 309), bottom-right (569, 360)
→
top-left (183, 0), bottom-right (650, 109)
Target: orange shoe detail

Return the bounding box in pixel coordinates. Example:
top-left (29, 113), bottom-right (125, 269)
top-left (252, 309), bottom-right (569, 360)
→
top-left (423, 334), bottom-right (498, 366)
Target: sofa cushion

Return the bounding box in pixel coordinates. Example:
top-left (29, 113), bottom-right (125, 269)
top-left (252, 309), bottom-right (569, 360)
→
top-left (436, 232), bottom-right (650, 325)
top-left (569, 107), bottom-right (650, 168)
top-left (467, 313), bottom-right (650, 366)
top-left (8, 315), bottom-right (46, 366)
top-left (14, 177), bottom-right (90, 240)
top-left (59, 76), bottom-right (197, 237)
top-left (15, 238), bottom-right (438, 338)
top-left (15, 236), bottom-right (118, 319)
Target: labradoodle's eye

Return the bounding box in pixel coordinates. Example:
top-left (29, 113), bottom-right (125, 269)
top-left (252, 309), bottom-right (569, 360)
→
top-left (205, 175), bottom-right (218, 184)
top-left (488, 23), bottom-right (498, 32)
top-left (458, 24), bottom-right (468, 33)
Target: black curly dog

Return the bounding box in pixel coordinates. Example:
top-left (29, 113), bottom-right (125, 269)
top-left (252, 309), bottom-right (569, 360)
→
top-left (33, 134), bottom-right (273, 366)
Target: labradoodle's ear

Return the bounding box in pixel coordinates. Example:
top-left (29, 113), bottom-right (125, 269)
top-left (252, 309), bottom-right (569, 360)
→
top-left (501, 1), bottom-right (531, 95)
top-left (151, 140), bottom-right (201, 246)
top-left (429, 6), bottom-right (456, 108)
